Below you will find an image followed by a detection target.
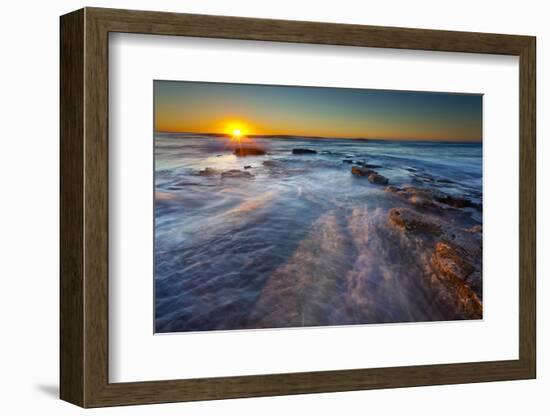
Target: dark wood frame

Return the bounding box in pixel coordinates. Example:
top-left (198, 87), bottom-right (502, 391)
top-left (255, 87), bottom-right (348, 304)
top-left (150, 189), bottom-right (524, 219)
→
top-left (60, 7), bottom-right (536, 408)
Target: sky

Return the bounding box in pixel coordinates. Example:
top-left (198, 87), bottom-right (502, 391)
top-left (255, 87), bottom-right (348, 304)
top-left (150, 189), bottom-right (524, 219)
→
top-left (154, 80), bottom-right (482, 142)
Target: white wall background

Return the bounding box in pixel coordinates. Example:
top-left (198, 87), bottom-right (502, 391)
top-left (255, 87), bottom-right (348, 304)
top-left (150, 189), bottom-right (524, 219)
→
top-left (0, 0), bottom-right (546, 414)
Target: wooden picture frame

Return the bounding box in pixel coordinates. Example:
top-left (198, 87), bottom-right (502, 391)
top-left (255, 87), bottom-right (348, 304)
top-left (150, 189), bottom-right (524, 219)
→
top-left (60, 7), bottom-right (536, 408)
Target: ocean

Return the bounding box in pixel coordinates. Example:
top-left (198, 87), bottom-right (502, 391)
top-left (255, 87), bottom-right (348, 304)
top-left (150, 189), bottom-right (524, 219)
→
top-left (154, 133), bottom-right (483, 333)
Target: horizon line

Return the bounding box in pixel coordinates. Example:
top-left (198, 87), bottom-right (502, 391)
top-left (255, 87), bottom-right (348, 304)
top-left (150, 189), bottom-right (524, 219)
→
top-left (154, 130), bottom-right (482, 143)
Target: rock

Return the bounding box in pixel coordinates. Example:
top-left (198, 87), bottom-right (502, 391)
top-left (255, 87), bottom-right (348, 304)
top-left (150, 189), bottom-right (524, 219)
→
top-left (431, 241), bottom-right (483, 318)
top-left (233, 147), bottom-right (266, 156)
top-left (367, 172), bottom-right (389, 185)
top-left (434, 194), bottom-right (474, 209)
top-left (351, 166), bottom-right (376, 176)
top-left (432, 241), bottom-right (475, 282)
top-left (292, 148), bottom-right (317, 155)
top-left (197, 167), bottom-right (218, 176)
top-left (388, 208), bottom-right (442, 236)
top-left (386, 200), bottom-right (483, 319)
top-left (407, 195), bottom-right (439, 209)
top-left (466, 224), bottom-right (482, 233)
top-left (221, 169), bottom-right (253, 179)
top-left (362, 163), bottom-right (382, 169)
top-left (385, 186), bottom-right (477, 211)
top-left (342, 159), bottom-right (354, 164)
top-left (244, 165), bottom-right (252, 169)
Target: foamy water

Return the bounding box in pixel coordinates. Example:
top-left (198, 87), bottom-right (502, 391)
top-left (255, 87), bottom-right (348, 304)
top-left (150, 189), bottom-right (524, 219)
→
top-left (154, 134), bottom-right (482, 333)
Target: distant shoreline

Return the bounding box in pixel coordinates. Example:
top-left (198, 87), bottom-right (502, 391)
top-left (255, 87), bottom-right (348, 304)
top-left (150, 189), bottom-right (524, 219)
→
top-left (154, 131), bottom-right (482, 145)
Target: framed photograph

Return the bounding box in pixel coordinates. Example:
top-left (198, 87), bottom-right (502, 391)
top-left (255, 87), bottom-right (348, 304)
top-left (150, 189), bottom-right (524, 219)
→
top-left (60, 7), bottom-right (536, 408)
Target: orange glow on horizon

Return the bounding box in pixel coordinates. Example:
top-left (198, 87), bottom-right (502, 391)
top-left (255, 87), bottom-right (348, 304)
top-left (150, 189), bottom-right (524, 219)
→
top-left (222, 120), bottom-right (252, 137)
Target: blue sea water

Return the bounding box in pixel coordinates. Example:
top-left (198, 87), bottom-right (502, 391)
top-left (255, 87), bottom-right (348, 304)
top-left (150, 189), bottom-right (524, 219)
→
top-left (154, 133), bottom-right (482, 333)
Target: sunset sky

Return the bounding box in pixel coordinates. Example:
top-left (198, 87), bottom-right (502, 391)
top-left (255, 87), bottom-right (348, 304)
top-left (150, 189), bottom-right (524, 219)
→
top-left (154, 80), bottom-right (482, 142)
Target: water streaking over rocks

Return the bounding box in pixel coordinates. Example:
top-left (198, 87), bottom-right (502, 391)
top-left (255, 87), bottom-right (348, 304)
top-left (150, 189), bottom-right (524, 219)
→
top-left (154, 133), bottom-right (482, 333)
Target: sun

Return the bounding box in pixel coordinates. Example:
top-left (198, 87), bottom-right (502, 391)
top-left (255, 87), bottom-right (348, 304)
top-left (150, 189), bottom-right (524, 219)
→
top-left (232, 129), bottom-right (242, 138)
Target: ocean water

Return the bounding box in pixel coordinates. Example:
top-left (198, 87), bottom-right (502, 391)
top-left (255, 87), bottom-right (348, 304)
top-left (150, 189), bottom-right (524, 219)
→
top-left (154, 133), bottom-right (482, 333)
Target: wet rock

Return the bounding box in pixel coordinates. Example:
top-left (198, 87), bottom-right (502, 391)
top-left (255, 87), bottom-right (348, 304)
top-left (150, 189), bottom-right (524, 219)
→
top-left (292, 148), bottom-right (317, 155)
top-left (388, 208), bottom-right (442, 236)
top-left (343, 159), bottom-right (354, 164)
top-left (386, 186), bottom-right (442, 206)
top-left (434, 194), bottom-right (474, 209)
top-left (367, 172), bottom-right (389, 185)
top-left (233, 147), bottom-right (266, 156)
top-left (407, 195), bottom-right (439, 209)
top-left (221, 169), bottom-right (253, 179)
top-left (351, 166), bottom-right (376, 176)
top-left (386, 185), bottom-right (477, 211)
top-left (197, 167), bottom-right (218, 176)
top-left (387, 206), bottom-right (482, 318)
top-left (431, 241), bottom-right (483, 318)
top-left (466, 224), bottom-right (482, 233)
top-left (432, 241), bottom-right (475, 282)
top-left (244, 165), bottom-right (252, 169)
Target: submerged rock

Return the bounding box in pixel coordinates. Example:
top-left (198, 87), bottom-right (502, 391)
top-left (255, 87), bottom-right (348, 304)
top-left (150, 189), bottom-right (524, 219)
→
top-left (367, 172), bottom-right (389, 185)
top-left (351, 166), bottom-right (389, 185)
top-left (292, 148), bottom-right (317, 155)
top-left (351, 166), bottom-right (376, 176)
top-left (221, 169), bottom-right (253, 179)
top-left (233, 147), bottom-right (266, 156)
top-left (434, 194), bottom-right (474, 209)
top-left (197, 167), bottom-right (218, 176)
top-left (342, 159), bottom-right (354, 164)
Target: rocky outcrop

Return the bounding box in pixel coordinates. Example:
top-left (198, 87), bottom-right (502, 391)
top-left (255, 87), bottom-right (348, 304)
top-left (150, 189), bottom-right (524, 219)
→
top-left (386, 185), bottom-right (478, 211)
top-left (433, 194), bottom-right (475, 209)
top-left (431, 241), bottom-right (482, 317)
top-left (351, 166), bottom-right (389, 185)
top-left (233, 147), bottom-right (266, 156)
top-left (389, 208), bottom-right (442, 235)
top-left (388, 206), bottom-right (482, 318)
top-left (292, 148), bottom-right (317, 155)
top-left (367, 172), bottom-right (389, 185)
top-left (351, 166), bottom-right (376, 176)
